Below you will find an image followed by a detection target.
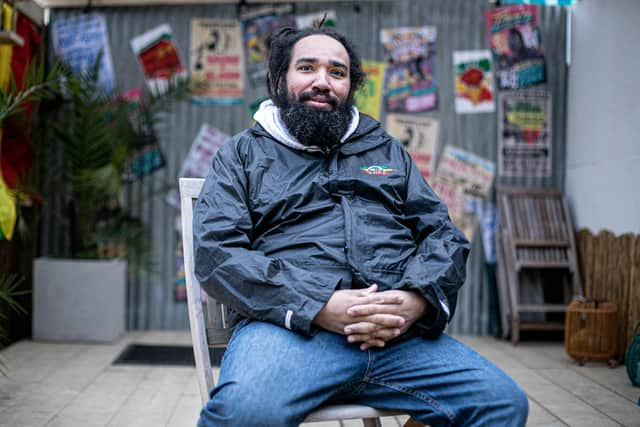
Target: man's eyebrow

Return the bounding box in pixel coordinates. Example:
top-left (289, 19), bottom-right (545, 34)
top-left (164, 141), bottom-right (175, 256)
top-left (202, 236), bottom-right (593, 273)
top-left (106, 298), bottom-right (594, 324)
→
top-left (295, 57), bottom-right (348, 69)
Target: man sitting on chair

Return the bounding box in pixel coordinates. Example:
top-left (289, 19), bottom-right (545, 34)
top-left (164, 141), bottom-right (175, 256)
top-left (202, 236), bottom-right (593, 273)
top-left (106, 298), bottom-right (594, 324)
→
top-left (193, 24), bottom-right (528, 427)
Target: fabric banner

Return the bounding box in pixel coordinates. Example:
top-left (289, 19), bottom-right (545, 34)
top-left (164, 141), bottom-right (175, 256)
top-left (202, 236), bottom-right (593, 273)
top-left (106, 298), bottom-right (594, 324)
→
top-left (51, 14), bottom-right (115, 92)
top-left (385, 114), bottom-right (438, 179)
top-left (166, 123), bottom-right (229, 208)
top-left (190, 19), bottom-right (244, 105)
top-left (241, 4), bottom-right (295, 87)
top-left (355, 61), bottom-right (385, 120)
top-left (484, 5), bottom-right (545, 90)
top-left (295, 10), bottom-right (336, 29)
top-left (381, 26), bottom-right (438, 112)
top-left (432, 146), bottom-right (495, 240)
top-left (498, 90), bottom-right (552, 177)
top-left (130, 24), bottom-right (187, 95)
top-left (453, 50), bottom-right (495, 114)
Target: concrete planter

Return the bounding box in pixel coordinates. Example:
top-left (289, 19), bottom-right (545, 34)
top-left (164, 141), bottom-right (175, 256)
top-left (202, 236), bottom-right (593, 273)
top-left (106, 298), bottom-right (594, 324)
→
top-left (33, 258), bottom-right (126, 343)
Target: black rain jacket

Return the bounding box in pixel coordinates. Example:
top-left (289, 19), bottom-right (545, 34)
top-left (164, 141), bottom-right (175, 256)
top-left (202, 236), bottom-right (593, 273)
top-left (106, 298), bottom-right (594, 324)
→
top-left (193, 114), bottom-right (470, 339)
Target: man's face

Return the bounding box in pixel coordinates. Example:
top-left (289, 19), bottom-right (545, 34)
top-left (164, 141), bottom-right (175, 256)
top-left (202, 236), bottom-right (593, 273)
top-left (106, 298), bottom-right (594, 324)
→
top-left (284, 35), bottom-right (351, 111)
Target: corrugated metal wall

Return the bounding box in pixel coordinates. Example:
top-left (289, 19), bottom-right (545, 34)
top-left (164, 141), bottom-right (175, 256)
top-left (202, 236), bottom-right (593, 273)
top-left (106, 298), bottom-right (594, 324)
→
top-left (45, 0), bottom-right (567, 333)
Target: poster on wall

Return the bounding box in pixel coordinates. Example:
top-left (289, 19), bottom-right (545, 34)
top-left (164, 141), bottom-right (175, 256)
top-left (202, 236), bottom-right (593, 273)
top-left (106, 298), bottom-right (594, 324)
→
top-left (432, 145), bottom-right (496, 240)
top-left (190, 19), bottom-right (245, 105)
top-left (241, 4), bottom-right (295, 87)
top-left (381, 26), bottom-right (438, 112)
top-left (166, 123), bottom-right (229, 208)
top-left (119, 88), bottom-right (165, 181)
top-left (498, 90), bottom-right (552, 177)
top-left (484, 4), bottom-right (545, 90)
top-left (295, 10), bottom-right (336, 29)
top-left (386, 114), bottom-right (439, 179)
top-left (453, 50), bottom-right (495, 114)
top-left (51, 14), bottom-right (115, 92)
top-left (130, 24), bottom-right (187, 95)
top-left (355, 60), bottom-right (385, 120)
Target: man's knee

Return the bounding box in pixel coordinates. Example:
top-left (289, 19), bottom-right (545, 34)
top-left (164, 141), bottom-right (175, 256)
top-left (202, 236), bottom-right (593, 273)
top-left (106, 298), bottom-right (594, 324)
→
top-left (491, 375), bottom-right (529, 425)
top-left (197, 381), bottom-right (293, 427)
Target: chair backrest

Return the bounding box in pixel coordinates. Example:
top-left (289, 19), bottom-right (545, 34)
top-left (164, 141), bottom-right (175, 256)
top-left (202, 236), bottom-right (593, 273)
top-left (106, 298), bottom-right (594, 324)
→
top-left (179, 177), bottom-right (230, 405)
top-left (497, 185), bottom-right (579, 271)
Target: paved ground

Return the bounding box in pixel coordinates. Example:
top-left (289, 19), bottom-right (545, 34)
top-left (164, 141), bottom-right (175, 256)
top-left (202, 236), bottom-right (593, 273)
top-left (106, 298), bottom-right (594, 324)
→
top-left (0, 332), bottom-right (638, 426)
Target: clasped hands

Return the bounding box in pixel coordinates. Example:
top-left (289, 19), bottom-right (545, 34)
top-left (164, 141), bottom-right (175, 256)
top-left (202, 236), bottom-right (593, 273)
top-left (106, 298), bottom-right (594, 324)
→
top-left (313, 284), bottom-right (428, 350)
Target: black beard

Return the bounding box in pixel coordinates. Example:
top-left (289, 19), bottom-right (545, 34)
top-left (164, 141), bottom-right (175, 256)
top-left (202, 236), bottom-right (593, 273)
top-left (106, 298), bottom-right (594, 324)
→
top-left (279, 90), bottom-right (353, 151)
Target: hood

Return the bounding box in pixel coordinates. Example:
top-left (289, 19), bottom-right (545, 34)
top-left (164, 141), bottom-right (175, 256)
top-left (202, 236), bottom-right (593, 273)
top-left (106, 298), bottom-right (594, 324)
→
top-left (253, 99), bottom-right (360, 153)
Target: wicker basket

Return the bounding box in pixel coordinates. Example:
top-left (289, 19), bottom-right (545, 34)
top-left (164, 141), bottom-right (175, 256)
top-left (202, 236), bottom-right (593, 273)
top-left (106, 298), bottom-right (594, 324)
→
top-left (565, 299), bottom-right (617, 363)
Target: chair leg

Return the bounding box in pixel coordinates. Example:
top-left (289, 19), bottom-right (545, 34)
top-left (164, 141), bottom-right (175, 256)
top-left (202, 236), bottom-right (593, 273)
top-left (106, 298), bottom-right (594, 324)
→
top-left (362, 418), bottom-right (382, 427)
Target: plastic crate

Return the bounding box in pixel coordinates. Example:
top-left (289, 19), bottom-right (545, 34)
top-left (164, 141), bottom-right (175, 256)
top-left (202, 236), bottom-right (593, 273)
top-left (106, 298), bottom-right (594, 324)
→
top-left (565, 299), bottom-right (617, 364)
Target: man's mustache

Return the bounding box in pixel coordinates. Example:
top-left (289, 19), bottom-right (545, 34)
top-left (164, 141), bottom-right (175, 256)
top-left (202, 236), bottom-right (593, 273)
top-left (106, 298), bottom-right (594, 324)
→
top-left (297, 90), bottom-right (339, 108)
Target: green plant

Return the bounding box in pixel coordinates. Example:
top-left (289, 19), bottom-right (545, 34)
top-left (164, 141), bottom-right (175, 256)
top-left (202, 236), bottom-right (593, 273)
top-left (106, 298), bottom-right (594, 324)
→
top-left (0, 274), bottom-right (29, 375)
top-left (46, 57), bottom-right (191, 264)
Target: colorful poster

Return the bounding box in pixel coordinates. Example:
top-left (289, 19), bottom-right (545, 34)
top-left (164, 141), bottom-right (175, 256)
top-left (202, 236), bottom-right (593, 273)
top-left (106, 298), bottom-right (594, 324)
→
top-left (130, 24), bottom-right (186, 95)
top-left (453, 50), bottom-right (495, 114)
top-left (381, 26), bottom-right (438, 112)
top-left (51, 14), bottom-right (115, 92)
top-left (119, 88), bottom-right (165, 182)
top-left (166, 124), bottom-right (229, 208)
top-left (190, 19), bottom-right (245, 105)
top-left (386, 114), bottom-right (438, 179)
top-left (484, 5), bottom-right (546, 90)
top-left (355, 61), bottom-right (385, 120)
top-left (498, 90), bottom-right (552, 177)
top-left (241, 4), bottom-right (295, 87)
top-left (295, 10), bottom-right (336, 29)
top-left (432, 146), bottom-right (495, 240)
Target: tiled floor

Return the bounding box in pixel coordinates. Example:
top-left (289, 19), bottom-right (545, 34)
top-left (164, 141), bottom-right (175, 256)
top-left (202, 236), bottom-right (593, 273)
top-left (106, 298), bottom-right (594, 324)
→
top-left (1, 332), bottom-right (638, 426)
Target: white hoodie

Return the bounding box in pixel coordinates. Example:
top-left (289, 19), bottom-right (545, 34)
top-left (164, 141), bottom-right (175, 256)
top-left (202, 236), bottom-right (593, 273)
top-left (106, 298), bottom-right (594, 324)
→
top-left (253, 99), bottom-right (360, 153)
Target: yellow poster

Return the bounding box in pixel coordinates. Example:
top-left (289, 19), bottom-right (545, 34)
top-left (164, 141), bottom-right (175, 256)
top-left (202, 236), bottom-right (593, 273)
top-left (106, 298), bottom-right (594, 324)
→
top-left (190, 19), bottom-right (245, 105)
top-left (355, 60), bottom-right (385, 120)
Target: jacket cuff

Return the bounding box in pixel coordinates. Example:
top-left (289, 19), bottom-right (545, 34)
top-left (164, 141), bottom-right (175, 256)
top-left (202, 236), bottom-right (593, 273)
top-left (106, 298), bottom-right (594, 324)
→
top-left (412, 286), bottom-right (450, 339)
top-left (284, 277), bottom-right (342, 336)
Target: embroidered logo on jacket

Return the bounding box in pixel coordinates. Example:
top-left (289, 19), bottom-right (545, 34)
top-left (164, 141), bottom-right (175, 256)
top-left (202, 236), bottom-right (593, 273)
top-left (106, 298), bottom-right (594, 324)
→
top-left (359, 165), bottom-right (394, 176)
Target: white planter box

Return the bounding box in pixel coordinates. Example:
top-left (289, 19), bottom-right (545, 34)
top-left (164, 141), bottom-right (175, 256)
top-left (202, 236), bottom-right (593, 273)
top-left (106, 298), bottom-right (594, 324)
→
top-left (33, 258), bottom-right (126, 343)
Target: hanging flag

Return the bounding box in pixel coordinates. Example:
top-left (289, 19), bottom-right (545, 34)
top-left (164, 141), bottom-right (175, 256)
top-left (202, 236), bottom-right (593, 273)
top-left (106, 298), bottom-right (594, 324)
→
top-left (386, 114), bottom-right (439, 179)
top-left (190, 19), bottom-right (245, 105)
top-left (453, 50), bottom-right (495, 114)
top-left (485, 5), bottom-right (546, 90)
top-left (498, 89), bottom-right (552, 177)
top-left (130, 24), bottom-right (186, 95)
top-left (355, 60), bottom-right (385, 120)
top-left (51, 14), bottom-right (116, 92)
top-left (381, 26), bottom-right (438, 112)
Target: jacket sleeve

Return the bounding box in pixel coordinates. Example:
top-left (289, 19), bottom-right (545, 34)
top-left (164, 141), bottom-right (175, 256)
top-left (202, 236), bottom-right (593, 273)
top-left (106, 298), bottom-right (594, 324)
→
top-left (193, 140), bottom-right (340, 336)
top-left (393, 150), bottom-right (471, 339)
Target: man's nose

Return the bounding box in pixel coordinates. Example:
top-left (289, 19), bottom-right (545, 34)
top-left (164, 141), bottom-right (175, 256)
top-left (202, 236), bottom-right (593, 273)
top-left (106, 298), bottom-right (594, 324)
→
top-left (312, 70), bottom-right (330, 91)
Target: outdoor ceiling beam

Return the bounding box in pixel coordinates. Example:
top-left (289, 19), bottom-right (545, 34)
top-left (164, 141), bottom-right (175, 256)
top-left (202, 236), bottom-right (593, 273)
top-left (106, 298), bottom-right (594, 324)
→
top-left (37, 0), bottom-right (386, 9)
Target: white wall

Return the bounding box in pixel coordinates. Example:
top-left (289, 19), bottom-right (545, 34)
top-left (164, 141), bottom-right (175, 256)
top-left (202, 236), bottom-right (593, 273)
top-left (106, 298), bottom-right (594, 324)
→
top-left (565, 0), bottom-right (640, 234)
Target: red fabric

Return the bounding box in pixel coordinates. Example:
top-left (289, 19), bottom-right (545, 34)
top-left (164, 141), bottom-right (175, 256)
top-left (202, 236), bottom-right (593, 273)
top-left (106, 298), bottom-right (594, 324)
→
top-left (1, 13), bottom-right (41, 188)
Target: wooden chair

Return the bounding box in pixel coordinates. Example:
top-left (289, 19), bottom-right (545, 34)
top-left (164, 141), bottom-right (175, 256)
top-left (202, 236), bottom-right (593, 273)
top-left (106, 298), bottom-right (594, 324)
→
top-left (179, 177), bottom-right (405, 427)
top-left (496, 186), bottom-right (583, 344)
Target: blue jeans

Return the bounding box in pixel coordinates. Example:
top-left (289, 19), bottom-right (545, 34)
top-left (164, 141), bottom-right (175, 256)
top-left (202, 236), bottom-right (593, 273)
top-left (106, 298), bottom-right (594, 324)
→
top-left (197, 321), bottom-right (528, 427)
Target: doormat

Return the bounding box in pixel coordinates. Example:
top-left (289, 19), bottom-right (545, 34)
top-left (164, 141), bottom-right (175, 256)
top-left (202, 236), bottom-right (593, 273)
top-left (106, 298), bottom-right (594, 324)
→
top-left (112, 344), bottom-right (225, 366)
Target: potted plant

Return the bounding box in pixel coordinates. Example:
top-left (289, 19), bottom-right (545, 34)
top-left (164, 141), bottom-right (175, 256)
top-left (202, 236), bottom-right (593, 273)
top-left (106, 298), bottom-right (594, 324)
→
top-left (30, 59), bottom-right (190, 342)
